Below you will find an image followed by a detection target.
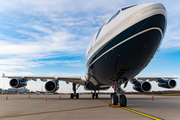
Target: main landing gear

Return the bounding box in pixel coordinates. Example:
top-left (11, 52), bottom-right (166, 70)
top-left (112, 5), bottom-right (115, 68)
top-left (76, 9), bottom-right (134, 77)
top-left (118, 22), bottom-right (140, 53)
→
top-left (70, 83), bottom-right (80, 99)
top-left (111, 81), bottom-right (127, 107)
top-left (92, 90), bottom-right (98, 99)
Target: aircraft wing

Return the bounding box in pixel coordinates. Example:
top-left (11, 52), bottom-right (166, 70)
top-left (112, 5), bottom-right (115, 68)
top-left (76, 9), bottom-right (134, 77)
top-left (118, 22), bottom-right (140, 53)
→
top-left (134, 76), bottom-right (178, 82)
top-left (2, 73), bottom-right (86, 86)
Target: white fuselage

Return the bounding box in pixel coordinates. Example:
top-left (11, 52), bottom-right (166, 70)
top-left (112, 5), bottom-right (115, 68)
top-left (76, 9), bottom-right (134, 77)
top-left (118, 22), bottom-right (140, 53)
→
top-left (84, 3), bottom-right (166, 90)
top-left (86, 3), bottom-right (166, 63)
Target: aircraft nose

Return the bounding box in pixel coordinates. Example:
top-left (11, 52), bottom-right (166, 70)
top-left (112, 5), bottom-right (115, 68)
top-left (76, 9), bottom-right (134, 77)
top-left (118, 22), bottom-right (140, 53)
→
top-left (147, 3), bottom-right (166, 11)
top-left (139, 3), bottom-right (167, 19)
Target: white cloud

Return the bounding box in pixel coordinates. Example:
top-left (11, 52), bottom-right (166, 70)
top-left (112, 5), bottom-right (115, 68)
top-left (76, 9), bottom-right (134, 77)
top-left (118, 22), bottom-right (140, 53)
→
top-left (161, 20), bottom-right (180, 49)
top-left (0, 1), bottom-right (95, 76)
top-left (0, 71), bottom-right (34, 76)
top-left (0, 58), bottom-right (82, 71)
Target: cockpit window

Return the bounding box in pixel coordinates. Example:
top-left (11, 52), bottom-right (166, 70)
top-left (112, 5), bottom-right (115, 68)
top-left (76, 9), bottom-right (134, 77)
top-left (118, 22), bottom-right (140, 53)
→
top-left (96, 27), bottom-right (102, 39)
top-left (113, 10), bottom-right (120, 19)
top-left (106, 10), bottom-right (120, 25)
top-left (96, 21), bottom-right (106, 40)
top-left (121, 4), bottom-right (136, 11)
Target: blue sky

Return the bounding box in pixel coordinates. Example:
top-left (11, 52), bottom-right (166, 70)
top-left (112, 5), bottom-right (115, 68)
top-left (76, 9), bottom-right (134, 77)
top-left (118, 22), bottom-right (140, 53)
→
top-left (0, 0), bottom-right (180, 93)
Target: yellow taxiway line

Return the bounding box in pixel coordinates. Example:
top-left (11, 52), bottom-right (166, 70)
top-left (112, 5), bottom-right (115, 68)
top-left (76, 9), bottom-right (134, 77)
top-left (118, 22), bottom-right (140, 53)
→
top-left (98, 98), bottom-right (162, 120)
top-left (121, 107), bottom-right (162, 120)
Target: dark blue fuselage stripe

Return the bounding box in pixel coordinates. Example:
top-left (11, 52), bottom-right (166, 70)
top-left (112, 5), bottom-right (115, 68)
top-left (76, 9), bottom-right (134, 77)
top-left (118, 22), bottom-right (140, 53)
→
top-left (87, 14), bottom-right (165, 68)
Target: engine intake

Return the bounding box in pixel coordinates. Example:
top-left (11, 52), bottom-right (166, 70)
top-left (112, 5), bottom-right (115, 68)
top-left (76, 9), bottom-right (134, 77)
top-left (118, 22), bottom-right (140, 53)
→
top-left (133, 81), bottom-right (151, 92)
top-left (158, 79), bottom-right (176, 88)
top-left (9, 78), bottom-right (27, 88)
top-left (45, 80), bottom-right (59, 93)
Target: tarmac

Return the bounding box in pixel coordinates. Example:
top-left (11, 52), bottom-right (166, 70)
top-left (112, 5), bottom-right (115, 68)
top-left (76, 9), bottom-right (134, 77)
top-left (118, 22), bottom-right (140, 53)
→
top-left (0, 94), bottom-right (179, 120)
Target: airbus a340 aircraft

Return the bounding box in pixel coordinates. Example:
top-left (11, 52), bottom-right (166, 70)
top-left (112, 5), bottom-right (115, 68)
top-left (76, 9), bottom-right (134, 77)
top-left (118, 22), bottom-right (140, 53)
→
top-left (2, 3), bottom-right (178, 107)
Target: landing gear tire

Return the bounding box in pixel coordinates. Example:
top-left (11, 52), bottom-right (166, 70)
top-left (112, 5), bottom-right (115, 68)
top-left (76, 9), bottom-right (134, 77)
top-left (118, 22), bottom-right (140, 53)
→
top-left (96, 93), bottom-right (98, 99)
top-left (92, 93), bottom-right (95, 99)
top-left (70, 93), bottom-right (74, 99)
top-left (119, 95), bottom-right (127, 107)
top-left (111, 94), bottom-right (118, 105)
top-left (76, 93), bottom-right (79, 99)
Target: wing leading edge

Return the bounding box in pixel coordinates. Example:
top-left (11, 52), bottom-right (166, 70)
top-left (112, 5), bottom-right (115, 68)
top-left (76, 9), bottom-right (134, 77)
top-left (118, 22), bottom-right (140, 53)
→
top-left (2, 73), bottom-right (86, 86)
top-left (133, 76), bottom-right (178, 82)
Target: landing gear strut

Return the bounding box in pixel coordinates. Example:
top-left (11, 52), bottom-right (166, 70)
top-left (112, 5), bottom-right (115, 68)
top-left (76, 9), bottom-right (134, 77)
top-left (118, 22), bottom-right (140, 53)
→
top-left (70, 83), bottom-right (80, 99)
top-left (92, 90), bottom-right (98, 99)
top-left (111, 81), bottom-right (127, 107)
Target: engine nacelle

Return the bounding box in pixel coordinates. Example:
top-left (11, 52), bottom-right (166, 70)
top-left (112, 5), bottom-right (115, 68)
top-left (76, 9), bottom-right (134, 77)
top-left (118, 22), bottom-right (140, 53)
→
top-left (9, 78), bottom-right (27, 88)
top-left (133, 81), bottom-right (151, 92)
top-left (45, 80), bottom-right (59, 93)
top-left (158, 79), bottom-right (176, 88)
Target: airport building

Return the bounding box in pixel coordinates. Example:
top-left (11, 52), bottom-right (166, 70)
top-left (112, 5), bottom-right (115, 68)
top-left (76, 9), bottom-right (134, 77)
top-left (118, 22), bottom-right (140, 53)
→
top-left (2, 88), bottom-right (30, 93)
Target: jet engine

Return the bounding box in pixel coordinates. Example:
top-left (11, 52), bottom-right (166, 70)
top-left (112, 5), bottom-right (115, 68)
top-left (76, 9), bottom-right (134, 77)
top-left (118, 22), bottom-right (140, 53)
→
top-left (158, 79), bottom-right (176, 88)
top-left (9, 78), bottom-right (27, 88)
top-left (45, 80), bottom-right (59, 93)
top-left (133, 81), bottom-right (151, 92)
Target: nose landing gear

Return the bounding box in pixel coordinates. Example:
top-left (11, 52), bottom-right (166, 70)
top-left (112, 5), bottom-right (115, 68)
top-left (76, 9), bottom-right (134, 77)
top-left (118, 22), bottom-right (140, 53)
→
top-left (111, 81), bottom-right (127, 107)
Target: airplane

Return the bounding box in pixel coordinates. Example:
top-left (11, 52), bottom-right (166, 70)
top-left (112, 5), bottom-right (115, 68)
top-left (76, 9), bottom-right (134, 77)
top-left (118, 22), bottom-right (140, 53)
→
top-left (2, 3), bottom-right (178, 107)
top-left (36, 91), bottom-right (41, 95)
